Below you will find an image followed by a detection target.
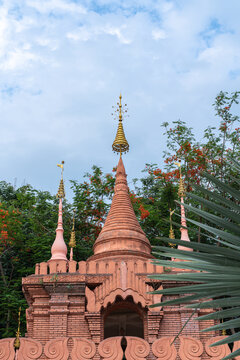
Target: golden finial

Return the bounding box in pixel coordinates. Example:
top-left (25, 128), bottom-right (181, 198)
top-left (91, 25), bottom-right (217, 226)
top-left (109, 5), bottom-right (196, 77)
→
top-left (221, 319), bottom-right (226, 335)
top-left (175, 161), bottom-right (185, 198)
top-left (169, 209), bottom-right (175, 247)
top-left (57, 161), bottom-right (65, 199)
top-left (112, 93), bottom-right (129, 156)
top-left (169, 228), bottom-right (175, 240)
top-left (14, 307), bottom-right (21, 349)
top-left (69, 209), bottom-right (76, 248)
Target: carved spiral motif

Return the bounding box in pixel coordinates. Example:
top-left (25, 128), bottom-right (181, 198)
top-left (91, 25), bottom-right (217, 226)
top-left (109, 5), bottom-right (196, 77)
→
top-left (98, 337), bottom-right (123, 360)
top-left (71, 338), bottom-right (96, 360)
top-left (0, 339), bottom-right (15, 360)
top-left (44, 338), bottom-right (68, 360)
top-left (18, 338), bottom-right (42, 360)
top-left (152, 337), bottom-right (177, 360)
top-left (179, 336), bottom-right (203, 360)
top-left (125, 337), bottom-right (150, 360)
top-left (205, 336), bottom-right (231, 360)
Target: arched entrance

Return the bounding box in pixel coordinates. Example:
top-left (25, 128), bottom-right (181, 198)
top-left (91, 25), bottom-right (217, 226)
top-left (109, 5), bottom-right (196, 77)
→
top-left (103, 297), bottom-right (144, 339)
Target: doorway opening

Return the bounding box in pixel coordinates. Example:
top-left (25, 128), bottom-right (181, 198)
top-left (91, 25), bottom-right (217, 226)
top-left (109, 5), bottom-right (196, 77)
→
top-left (104, 298), bottom-right (144, 339)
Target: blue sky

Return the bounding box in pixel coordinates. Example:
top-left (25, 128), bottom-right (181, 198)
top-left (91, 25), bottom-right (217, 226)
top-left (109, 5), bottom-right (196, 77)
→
top-left (0, 0), bottom-right (240, 196)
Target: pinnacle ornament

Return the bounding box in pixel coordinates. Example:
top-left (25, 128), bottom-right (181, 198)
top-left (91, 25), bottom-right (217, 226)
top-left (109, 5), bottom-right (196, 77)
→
top-left (112, 94), bottom-right (129, 156)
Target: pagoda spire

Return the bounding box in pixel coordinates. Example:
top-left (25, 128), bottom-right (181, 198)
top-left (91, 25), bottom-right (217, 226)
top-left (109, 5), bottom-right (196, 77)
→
top-left (169, 208), bottom-right (175, 248)
top-left (92, 94), bottom-right (151, 260)
top-left (14, 307), bottom-right (21, 350)
top-left (69, 209), bottom-right (76, 261)
top-left (50, 161), bottom-right (68, 261)
top-left (175, 162), bottom-right (192, 251)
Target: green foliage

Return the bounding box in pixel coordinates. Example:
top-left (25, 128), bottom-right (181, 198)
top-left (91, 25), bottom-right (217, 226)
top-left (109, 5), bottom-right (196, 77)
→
top-left (0, 182), bottom-right (69, 338)
top-left (70, 165), bottom-right (115, 260)
top-left (156, 91), bottom-right (240, 190)
top-left (132, 167), bottom-right (179, 245)
top-left (150, 158), bottom-right (240, 360)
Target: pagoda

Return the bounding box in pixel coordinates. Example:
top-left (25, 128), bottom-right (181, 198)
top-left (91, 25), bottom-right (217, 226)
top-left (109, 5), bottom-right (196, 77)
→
top-left (0, 96), bottom-right (232, 360)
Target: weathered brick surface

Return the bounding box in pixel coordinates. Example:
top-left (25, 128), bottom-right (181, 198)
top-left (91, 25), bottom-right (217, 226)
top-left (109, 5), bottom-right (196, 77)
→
top-left (21, 266), bottom-right (221, 360)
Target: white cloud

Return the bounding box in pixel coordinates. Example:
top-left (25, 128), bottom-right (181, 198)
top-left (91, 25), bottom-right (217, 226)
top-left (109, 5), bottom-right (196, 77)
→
top-left (103, 25), bottom-right (131, 44)
top-left (67, 24), bottom-right (131, 44)
top-left (26, 0), bottom-right (86, 14)
top-left (36, 38), bottom-right (58, 51)
top-left (0, 0), bottom-right (239, 194)
top-left (0, 49), bottom-right (38, 70)
top-left (152, 29), bottom-right (166, 40)
top-left (67, 28), bottom-right (92, 42)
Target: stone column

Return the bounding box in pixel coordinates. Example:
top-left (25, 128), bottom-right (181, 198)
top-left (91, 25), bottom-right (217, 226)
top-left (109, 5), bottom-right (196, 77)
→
top-left (32, 294), bottom-right (50, 344)
top-left (45, 284), bottom-right (71, 339)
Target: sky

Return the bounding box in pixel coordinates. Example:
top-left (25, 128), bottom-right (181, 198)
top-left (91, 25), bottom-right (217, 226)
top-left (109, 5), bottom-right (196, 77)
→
top-left (0, 0), bottom-right (240, 197)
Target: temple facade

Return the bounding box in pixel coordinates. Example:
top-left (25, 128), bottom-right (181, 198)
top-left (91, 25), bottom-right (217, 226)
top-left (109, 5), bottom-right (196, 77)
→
top-left (0, 96), bottom-right (235, 359)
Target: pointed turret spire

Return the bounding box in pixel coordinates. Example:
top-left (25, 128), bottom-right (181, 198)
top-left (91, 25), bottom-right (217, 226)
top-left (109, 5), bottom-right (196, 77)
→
top-left (93, 157), bottom-right (151, 259)
top-left (57, 161), bottom-right (65, 199)
top-left (50, 162), bottom-right (67, 261)
top-left (69, 209), bottom-right (76, 261)
top-left (112, 93), bottom-right (129, 156)
top-left (14, 307), bottom-right (21, 349)
top-left (169, 208), bottom-right (175, 248)
top-left (92, 96), bottom-right (151, 260)
top-left (175, 162), bottom-right (192, 251)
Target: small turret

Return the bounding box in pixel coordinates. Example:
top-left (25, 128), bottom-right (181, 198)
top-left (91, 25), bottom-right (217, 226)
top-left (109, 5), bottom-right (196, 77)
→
top-left (175, 162), bottom-right (192, 251)
top-left (69, 209), bottom-right (76, 261)
top-left (169, 208), bottom-right (175, 248)
top-left (49, 161), bottom-right (68, 261)
top-left (14, 307), bottom-right (21, 350)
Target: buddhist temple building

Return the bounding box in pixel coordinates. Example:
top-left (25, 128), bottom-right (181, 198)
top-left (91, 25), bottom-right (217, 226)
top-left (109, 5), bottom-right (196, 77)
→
top-left (0, 96), bottom-right (234, 360)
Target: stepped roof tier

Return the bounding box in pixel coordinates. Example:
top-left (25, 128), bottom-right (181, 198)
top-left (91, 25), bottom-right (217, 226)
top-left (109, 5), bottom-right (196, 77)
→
top-left (92, 156), bottom-right (152, 260)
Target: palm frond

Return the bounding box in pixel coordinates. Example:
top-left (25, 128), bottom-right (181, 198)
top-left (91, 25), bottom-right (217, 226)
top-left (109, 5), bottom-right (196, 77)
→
top-left (149, 162), bottom-right (240, 359)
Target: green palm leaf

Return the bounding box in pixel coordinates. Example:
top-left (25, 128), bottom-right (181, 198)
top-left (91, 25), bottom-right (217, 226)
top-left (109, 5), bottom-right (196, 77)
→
top-left (149, 163), bottom-right (240, 360)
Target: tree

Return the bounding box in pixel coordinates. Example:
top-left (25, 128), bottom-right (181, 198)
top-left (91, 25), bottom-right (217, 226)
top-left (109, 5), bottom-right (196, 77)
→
top-left (152, 91), bottom-right (240, 190)
top-left (0, 182), bottom-right (66, 337)
top-left (70, 165), bottom-right (115, 260)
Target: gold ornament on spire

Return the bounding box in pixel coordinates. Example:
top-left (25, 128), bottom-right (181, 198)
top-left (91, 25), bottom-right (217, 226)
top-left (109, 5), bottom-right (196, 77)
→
top-left (14, 307), bottom-right (21, 349)
top-left (57, 161), bottom-right (65, 199)
top-left (112, 93), bottom-right (129, 156)
top-left (69, 209), bottom-right (76, 248)
top-left (169, 209), bottom-right (175, 247)
top-left (175, 161), bottom-right (185, 198)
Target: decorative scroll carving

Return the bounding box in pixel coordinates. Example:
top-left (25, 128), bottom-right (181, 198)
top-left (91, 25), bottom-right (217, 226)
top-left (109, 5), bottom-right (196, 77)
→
top-left (71, 338), bottom-right (96, 360)
top-left (233, 340), bottom-right (240, 359)
top-left (205, 336), bottom-right (231, 360)
top-left (0, 338), bottom-right (15, 360)
top-left (98, 337), bottom-right (123, 360)
top-left (18, 338), bottom-right (42, 360)
top-left (125, 336), bottom-right (150, 360)
top-left (179, 336), bottom-right (203, 360)
top-left (152, 337), bottom-right (177, 360)
top-left (44, 338), bottom-right (69, 360)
